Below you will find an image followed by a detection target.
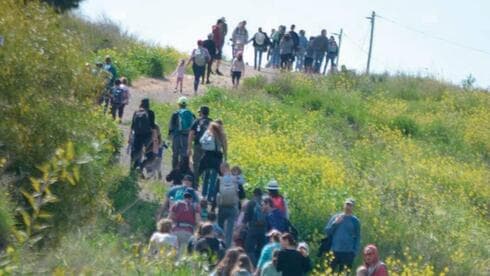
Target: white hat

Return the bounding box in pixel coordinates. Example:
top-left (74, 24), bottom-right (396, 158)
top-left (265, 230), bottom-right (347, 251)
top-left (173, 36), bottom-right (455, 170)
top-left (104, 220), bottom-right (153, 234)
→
top-left (298, 242), bottom-right (309, 253)
top-left (177, 96), bottom-right (188, 105)
top-left (266, 180), bottom-right (280, 190)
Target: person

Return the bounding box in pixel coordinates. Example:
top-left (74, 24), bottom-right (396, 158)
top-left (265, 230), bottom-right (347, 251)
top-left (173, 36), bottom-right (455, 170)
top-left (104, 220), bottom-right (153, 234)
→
top-left (110, 79), bottom-right (125, 121)
top-left (243, 188), bottom-right (267, 265)
top-left (158, 174), bottom-right (199, 220)
top-left (231, 254), bottom-right (254, 276)
top-left (250, 27), bottom-right (270, 71)
top-left (266, 180), bottom-right (289, 219)
top-left (130, 98), bottom-right (155, 169)
top-left (169, 188), bottom-right (201, 257)
top-left (356, 244), bottom-right (388, 276)
top-left (141, 123), bottom-right (164, 179)
top-left (193, 222), bottom-right (225, 264)
top-left (279, 34), bottom-right (295, 71)
top-left (295, 30), bottom-right (308, 71)
top-left (148, 218), bottom-right (178, 256)
top-left (260, 250), bottom-right (281, 276)
top-left (202, 34), bottom-right (217, 84)
top-left (213, 18), bottom-right (227, 76)
top-left (324, 198), bottom-right (361, 273)
top-left (211, 247), bottom-right (245, 276)
top-left (103, 55), bottom-right (117, 87)
top-left (172, 59), bottom-right (186, 93)
top-left (276, 233), bottom-right (311, 276)
top-left (216, 163), bottom-right (239, 248)
top-left (188, 40), bottom-right (211, 94)
top-left (207, 212), bottom-right (225, 239)
top-left (231, 52), bottom-right (245, 89)
top-left (325, 35), bottom-right (339, 74)
top-left (199, 121), bottom-right (227, 205)
top-left (188, 106), bottom-right (212, 186)
top-left (262, 196), bottom-right (288, 233)
top-left (256, 230), bottom-right (282, 274)
top-left (231, 21), bottom-right (249, 58)
top-left (304, 37), bottom-right (315, 74)
top-left (168, 96), bottom-right (195, 169)
top-left (270, 26), bottom-right (285, 69)
top-left (120, 76), bottom-right (130, 107)
top-left (288, 25), bottom-right (299, 50)
top-left (231, 166), bottom-right (246, 207)
top-left (266, 28), bottom-right (276, 62)
top-left (311, 29), bottom-right (329, 73)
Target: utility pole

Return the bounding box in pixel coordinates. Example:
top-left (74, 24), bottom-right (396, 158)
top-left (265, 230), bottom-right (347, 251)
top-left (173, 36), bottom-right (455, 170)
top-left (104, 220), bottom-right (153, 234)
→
top-left (323, 28), bottom-right (343, 75)
top-left (366, 11), bottom-right (376, 74)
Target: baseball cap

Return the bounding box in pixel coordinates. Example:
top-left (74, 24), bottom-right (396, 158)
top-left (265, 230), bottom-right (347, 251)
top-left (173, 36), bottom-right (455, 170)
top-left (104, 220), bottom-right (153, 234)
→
top-left (199, 106), bottom-right (210, 116)
top-left (266, 229), bottom-right (281, 237)
top-left (266, 180), bottom-right (280, 191)
top-left (344, 198), bottom-right (355, 206)
top-left (183, 174), bottom-right (194, 182)
top-left (298, 242), bottom-right (309, 253)
top-left (177, 96), bottom-right (188, 105)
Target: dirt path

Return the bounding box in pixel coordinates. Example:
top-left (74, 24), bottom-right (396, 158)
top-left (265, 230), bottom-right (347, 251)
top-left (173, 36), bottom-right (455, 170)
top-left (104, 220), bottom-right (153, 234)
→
top-left (119, 61), bottom-right (274, 200)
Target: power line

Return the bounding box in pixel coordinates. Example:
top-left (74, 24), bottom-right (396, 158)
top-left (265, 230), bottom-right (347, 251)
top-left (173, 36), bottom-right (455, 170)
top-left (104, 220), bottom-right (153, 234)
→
top-left (376, 13), bottom-right (490, 57)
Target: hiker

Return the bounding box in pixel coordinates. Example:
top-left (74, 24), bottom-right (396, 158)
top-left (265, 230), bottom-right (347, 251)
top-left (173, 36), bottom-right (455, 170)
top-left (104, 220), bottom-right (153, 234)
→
top-left (199, 121), bottom-right (227, 205)
top-left (130, 98), bottom-right (155, 169)
top-left (158, 174), bottom-right (199, 220)
top-left (216, 163), bottom-right (240, 248)
top-left (141, 123), bottom-right (164, 179)
top-left (295, 30), bottom-right (308, 71)
top-left (262, 196), bottom-right (289, 233)
top-left (165, 159), bottom-right (188, 186)
top-left (212, 18), bottom-right (226, 76)
top-left (250, 27), bottom-right (270, 71)
top-left (266, 180), bottom-right (289, 219)
top-left (324, 198), bottom-right (361, 273)
top-left (289, 24), bottom-right (300, 50)
top-left (256, 230), bottom-right (282, 274)
top-left (168, 96), bottom-right (195, 169)
top-left (202, 33), bottom-right (217, 84)
top-left (110, 79), bottom-right (125, 121)
top-left (356, 244), bottom-right (388, 276)
top-left (243, 188), bottom-right (267, 265)
top-left (325, 35), bottom-right (339, 74)
top-left (103, 55), bottom-right (117, 87)
top-left (279, 33), bottom-right (295, 71)
top-left (311, 29), bottom-right (329, 73)
top-left (231, 21), bottom-right (249, 58)
top-left (270, 26), bottom-right (285, 68)
top-left (120, 76), bottom-right (130, 105)
top-left (276, 233), bottom-right (311, 276)
top-left (260, 249), bottom-right (281, 276)
top-left (304, 37), bottom-right (315, 74)
top-left (231, 165), bottom-right (246, 209)
top-left (188, 105), bottom-right (212, 186)
top-left (231, 52), bottom-right (245, 89)
top-left (210, 247), bottom-right (245, 276)
top-left (207, 212), bottom-right (225, 240)
top-left (169, 188), bottom-right (201, 257)
top-left (266, 28), bottom-right (276, 62)
top-left (231, 254), bottom-right (254, 276)
top-left (188, 40), bottom-right (211, 94)
top-left (193, 222), bottom-right (225, 263)
top-left (148, 218), bottom-right (178, 256)
top-left (172, 59), bottom-right (186, 93)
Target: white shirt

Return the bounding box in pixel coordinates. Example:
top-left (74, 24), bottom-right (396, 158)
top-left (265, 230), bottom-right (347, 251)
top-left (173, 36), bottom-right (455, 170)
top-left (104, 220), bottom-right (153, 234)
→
top-left (149, 232), bottom-right (178, 255)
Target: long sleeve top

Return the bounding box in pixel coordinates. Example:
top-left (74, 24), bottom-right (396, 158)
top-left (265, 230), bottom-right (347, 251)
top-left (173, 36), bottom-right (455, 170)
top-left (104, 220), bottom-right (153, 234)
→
top-left (324, 213), bottom-right (361, 255)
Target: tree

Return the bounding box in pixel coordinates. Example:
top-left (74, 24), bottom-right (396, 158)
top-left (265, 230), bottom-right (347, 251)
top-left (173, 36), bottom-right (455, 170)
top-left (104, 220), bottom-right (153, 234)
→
top-left (39, 0), bottom-right (84, 12)
top-left (461, 74), bottom-right (476, 91)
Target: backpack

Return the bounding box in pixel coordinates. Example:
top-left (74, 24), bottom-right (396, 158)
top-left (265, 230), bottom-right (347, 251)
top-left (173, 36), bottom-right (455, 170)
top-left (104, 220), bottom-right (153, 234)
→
top-left (217, 175), bottom-right (239, 207)
top-left (173, 201), bottom-right (196, 229)
top-left (251, 200), bottom-right (267, 227)
top-left (328, 41), bottom-right (338, 53)
top-left (169, 186), bottom-right (186, 207)
top-left (111, 87), bottom-right (124, 104)
top-left (271, 195), bottom-right (287, 216)
top-left (193, 48), bottom-right (208, 66)
top-left (133, 110), bottom-right (151, 135)
top-left (195, 118), bottom-right (211, 141)
top-left (268, 209), bottom-right (288, 232)
top-left (255, 32), bottom-right (266, 46)
top-left (200, 131), bottom-right (217, 151)
top-left (178, 109), bottom-right (194, 134)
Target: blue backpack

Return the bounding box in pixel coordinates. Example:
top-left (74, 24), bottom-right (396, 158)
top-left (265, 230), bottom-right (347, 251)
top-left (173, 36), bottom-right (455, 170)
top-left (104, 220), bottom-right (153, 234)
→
top-left (111, 87), bottom-right (124, 104)
top-left (252, 200), bottom-right (267, 227)
top-left (178, 109), bottom-right (194, 134)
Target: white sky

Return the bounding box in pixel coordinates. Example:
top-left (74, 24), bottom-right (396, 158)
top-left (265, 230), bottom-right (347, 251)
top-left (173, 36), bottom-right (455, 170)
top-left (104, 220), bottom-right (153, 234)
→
top-left (78, 0), bottom-right (490, 88)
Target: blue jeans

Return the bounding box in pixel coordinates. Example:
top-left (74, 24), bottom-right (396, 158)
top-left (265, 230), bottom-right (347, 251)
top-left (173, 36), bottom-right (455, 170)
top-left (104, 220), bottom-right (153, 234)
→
top-left (271, 47), bottom-right (281, 68)
top-left (254, 47), bottom-right (265, 70)
top-left (313, 51), bottom-right (325, 73)
top-left (192, 64), bottom-right (205, 92)
top-left (202, 168), bottom-right (218, 202)
top-left (218, 206), bottom-right (238, 248)
top-left (295, 49), bottom-right (305, 71)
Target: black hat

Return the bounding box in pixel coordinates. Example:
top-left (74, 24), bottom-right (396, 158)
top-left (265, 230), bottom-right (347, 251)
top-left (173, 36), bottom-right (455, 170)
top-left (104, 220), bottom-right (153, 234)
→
top-left (183, 174), bottom-right (194, 182)
top-left (184, 188), bottom-right (194, 198)
top-left (199, 106), bottom-right (210, 116)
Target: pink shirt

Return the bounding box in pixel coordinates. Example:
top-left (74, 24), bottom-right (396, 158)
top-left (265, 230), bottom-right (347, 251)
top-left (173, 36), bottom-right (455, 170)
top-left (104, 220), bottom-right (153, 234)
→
top-left (176, 64), bottom-right (186, 78)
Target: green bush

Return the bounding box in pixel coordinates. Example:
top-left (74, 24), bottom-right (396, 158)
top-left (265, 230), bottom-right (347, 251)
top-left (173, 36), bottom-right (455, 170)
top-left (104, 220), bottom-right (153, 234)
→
top-left (391, 115), bottom-right (418, 136)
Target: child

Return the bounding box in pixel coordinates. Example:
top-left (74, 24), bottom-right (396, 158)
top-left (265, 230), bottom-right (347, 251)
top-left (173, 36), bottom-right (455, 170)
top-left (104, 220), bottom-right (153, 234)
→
top-left (231, 166), bottom-right (246, 208)
top-left (173, 59), bottom-right (186, 93)
top-left (260, 250), bottom-right (281, 276)
top-left (148, 218), bottom-right (178, 256)
top-left (230, 52), bottom-right (245, 89)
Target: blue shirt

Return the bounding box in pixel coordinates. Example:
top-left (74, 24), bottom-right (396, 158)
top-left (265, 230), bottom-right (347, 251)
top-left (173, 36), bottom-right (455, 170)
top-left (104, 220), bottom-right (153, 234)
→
top-left (298, 35), bottom-right (309, 50)
top-left (324, 213), bottom-right (361, 255)
top-left (257, 242), bottom-right (282, 269)
top-left (167, 185), bottom-right (199, 203)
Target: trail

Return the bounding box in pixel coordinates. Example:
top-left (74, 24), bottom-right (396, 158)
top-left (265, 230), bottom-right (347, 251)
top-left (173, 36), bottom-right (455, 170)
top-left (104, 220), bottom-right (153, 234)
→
top-left (118, 61), bottom-right (275, 201)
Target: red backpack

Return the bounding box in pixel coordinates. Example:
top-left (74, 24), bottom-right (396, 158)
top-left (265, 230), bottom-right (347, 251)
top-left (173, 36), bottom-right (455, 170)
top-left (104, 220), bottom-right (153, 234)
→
top-left (172, 201), bottom-right (197, 230)
top-left (271, 195), bottom-right (287, 215)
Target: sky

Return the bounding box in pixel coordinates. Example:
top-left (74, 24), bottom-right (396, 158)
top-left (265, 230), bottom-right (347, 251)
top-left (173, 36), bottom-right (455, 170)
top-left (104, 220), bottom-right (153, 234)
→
top-left (78, 0), bottom-right (490, 88)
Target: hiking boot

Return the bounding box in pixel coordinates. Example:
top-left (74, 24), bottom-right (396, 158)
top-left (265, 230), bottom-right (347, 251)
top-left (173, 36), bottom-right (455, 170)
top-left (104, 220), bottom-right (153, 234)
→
top-left (216, 69), bottom-right (223, 76)
top-left (206, 80), bottom-right (211, 84)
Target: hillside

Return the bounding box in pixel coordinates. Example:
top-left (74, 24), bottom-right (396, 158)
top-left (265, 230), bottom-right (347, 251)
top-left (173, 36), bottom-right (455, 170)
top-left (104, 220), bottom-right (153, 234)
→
top-left (0, 1), bottom-right (489, 275)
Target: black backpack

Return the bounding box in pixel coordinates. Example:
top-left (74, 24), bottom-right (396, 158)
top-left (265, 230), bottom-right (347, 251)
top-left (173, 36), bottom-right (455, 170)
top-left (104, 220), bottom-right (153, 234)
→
top-left (133, 110), bottom-right (151, 135)
top-left (111, 87), bottom-right (124, 105)
top-left (195, 118), bottom-right (211, 141)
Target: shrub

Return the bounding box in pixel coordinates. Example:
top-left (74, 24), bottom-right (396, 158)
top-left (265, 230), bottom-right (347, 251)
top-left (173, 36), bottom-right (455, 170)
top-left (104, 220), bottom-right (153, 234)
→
top-left (391, 115), bottom-right (418, 136)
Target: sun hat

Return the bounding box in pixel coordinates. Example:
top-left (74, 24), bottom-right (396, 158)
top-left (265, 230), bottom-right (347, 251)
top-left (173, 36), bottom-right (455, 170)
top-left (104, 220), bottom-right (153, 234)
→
top-left (344, 198), bottom-right (356, 206)
top-left (177, 96), bottom-right (188, 105)
top-left (266, 180), bottom-right (280, 191)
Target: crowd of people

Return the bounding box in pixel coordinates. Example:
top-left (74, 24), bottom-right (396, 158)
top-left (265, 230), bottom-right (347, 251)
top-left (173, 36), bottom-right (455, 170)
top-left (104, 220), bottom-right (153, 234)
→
top-left (172, 18), bottom-right (340, 93)
top-left (127, 96), bottom-right (388, 275)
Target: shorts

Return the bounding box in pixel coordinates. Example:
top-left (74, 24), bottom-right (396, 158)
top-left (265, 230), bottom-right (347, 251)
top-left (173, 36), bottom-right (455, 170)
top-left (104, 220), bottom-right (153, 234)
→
top-left (281, 54), bottom-right (293, 63)
top-left (232, 71), bottom-right (242, 79)
top-left (304, 57), bottom-right (313, 67)
top-left (177, 76), bottom-right (184, 81)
